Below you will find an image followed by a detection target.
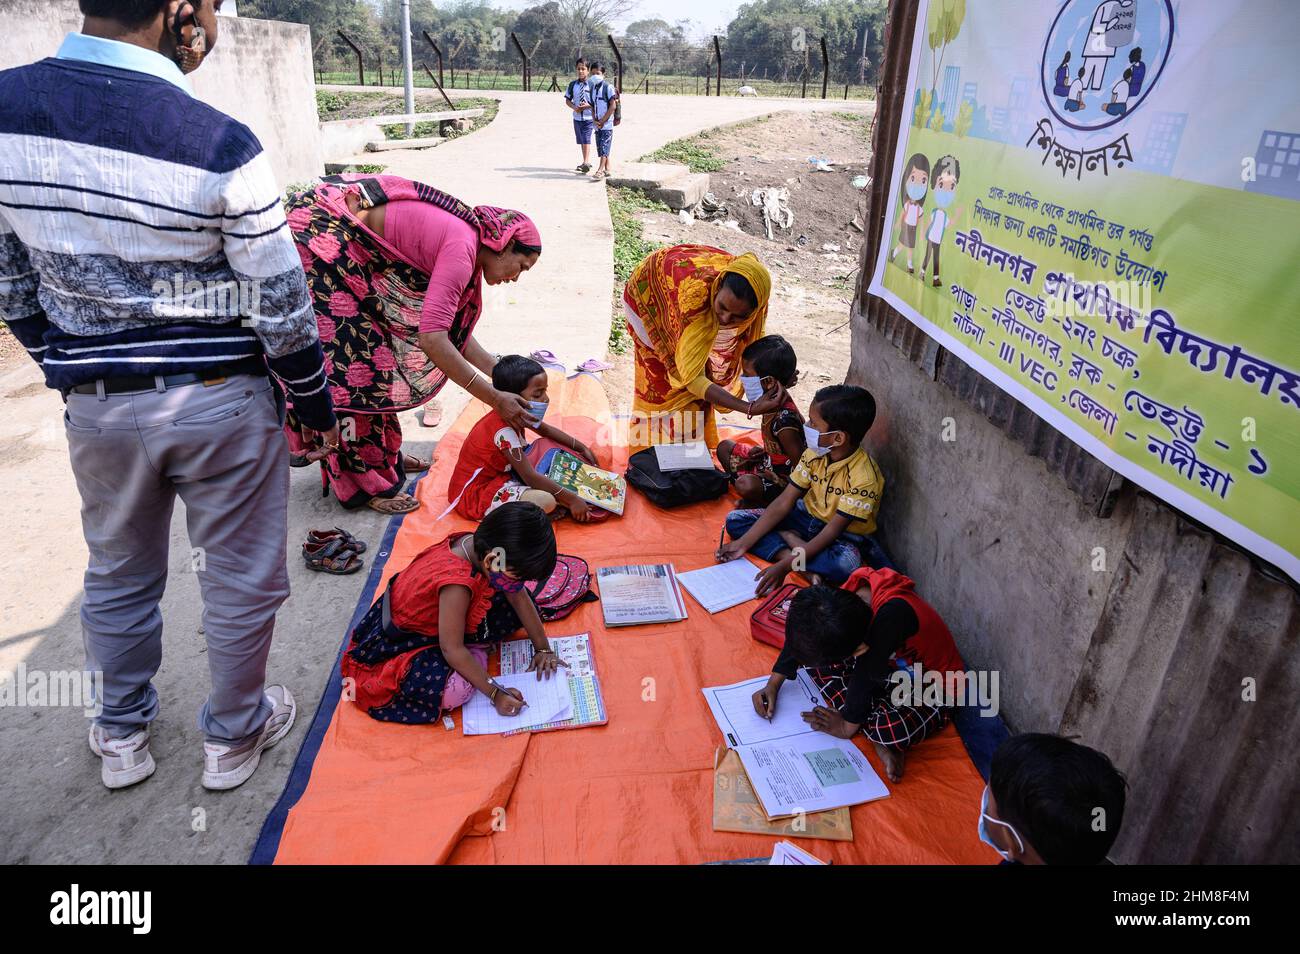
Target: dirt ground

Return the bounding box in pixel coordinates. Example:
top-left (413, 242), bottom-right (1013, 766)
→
top-left (600, 109), bottom-right (871, 420)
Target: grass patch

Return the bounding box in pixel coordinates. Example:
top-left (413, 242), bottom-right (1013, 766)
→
top-left (382, 97), bottom-right (499, 142)
top-left (639, 136), bottom-right (725, 173)
top-left (605, 187), bottom-right (668, 353)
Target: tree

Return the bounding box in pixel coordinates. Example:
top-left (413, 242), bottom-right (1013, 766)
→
top-left (926, 0), bottom-right (966, 96)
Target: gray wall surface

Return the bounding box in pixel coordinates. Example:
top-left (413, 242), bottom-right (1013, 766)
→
top-left (0, 1), bottom-right (322, 187)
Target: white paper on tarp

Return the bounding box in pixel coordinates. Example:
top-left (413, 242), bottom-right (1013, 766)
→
top-left (653, 441), bottom-right (715, 471)
top-left (462, 672), bottom-right (572, 735)
top-left (736, 731), bottom-right (890, 819)
top-left (701, 672), bottom-right (827, 748)
top-left (677, 558), bottom-right (763, 614)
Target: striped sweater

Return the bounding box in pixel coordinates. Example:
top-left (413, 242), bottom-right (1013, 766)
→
top-left (0, 34), bottom-right (335, 431)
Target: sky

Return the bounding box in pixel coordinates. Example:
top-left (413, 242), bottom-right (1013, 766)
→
top-left (493, 1), bottom-right (740, 36)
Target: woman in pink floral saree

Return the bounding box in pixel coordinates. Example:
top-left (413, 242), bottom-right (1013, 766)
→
top-left (284, 175), bottom-right (541, 513)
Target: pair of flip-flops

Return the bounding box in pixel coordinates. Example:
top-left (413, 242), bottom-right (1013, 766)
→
top-left (302, 527), bottom-right (366, 575)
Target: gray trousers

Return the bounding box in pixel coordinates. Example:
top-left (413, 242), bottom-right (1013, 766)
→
top-left (64, 374), bottom-right (290, 744)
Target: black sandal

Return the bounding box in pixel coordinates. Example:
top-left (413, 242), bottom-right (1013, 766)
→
top-left (306, 526), bottom-right (367, 554)
top-left (302, 537), bottom-right (364, 575)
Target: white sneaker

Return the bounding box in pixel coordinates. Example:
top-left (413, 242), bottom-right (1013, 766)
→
top-left (201, 685), bottom-right (297, 791)
top-left (88, 725), bottom-right (157, 790)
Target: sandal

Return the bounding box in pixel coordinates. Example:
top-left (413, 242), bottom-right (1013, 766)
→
top-left (367, 493), bottom-right (421, 514)
top-left (306, 526), bottom-right (367, 554)
top-left (402, 453), bottom-right (431, 472)
top-left (302, 537), bottom-right (364, 575)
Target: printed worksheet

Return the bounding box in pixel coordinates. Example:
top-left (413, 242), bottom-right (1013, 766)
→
top-left (597, 564), bottom-right (687, 626)
top-left (653, 441), bottom-right (715, 471)
top-left (462, 672), bottom-right (572, 735)
top-left (736, 732), bottom-right (890, 819)
top-left (701, 673), bottom-right (826, 747)
top-left (678, 558), bottom-right (763, 613)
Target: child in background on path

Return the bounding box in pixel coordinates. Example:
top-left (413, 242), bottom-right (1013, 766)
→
top-left (717, 335), bottom-right (805, 507)
top-left (587, 62), bottom-right (619, 181)
top-left (565, 57), bottom-right (594, 174)
top-left (341, 502), bottom-right (567, 724)
top-left (449, 355), bottom-right (601, 522)
top-left (981, 733), bottom-right (1128, 864)
top-left (750, 570), bottom-right (966, 782)
top-left (719, 384), bottom-right (887, 591)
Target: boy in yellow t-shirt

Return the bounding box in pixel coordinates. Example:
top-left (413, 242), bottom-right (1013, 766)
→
top-left (718, 385), bottom-right (886, 592)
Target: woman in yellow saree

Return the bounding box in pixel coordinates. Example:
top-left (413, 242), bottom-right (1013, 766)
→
top-left (622, 244), bottom-right (785, 451)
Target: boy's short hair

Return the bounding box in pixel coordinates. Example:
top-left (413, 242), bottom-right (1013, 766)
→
top-left (80, 0), bottom-right (170, 25)
top-left (784, 585), bottom-right (871, 665)
top-left (575, 57), bottom-right (587, 68)
top-left (588, 61), bottom-right (603, 73)
top-left (491, 354), bottom-right (545, 395)
top-left (473, 502), bottom-right (557, 582)
top-left (742, 334), bottom-right (797, 386)
top-left (991, 733), bottom-right (1127, 865)
top-left (812, 384), bottom-right (876, 444)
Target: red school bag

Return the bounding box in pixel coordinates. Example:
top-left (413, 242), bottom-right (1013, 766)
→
top-left (750, 582), bottom-right (802, 648)
top-left (526, 554), bottom-right (599, 621)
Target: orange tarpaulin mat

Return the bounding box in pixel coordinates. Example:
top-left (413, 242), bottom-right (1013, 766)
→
top-left (270, 372), bottom-right (997, 864)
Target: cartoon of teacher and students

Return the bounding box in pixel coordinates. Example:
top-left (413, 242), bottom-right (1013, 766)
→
top-left (890, 152), bottom-right (962, 288)
top-left (1058, 0), bottom-right (1146, 115)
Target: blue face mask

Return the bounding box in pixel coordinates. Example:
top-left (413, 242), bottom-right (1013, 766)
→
top-left (524, 399), bottom-right (548, 425)
top-left (906, 182), bottom-right (927, 201)
top-left (978, 787), bottom-right (1025, 861)
top-left (740, 375), bottom-right (766, 402)
top-left (933, 188), bottom-right (955, 209)
top-left (803, 424), bottom-right (833, 456)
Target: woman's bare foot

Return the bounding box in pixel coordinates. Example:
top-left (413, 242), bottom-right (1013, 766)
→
top-left (872, 740), bottom-right (906, 783)
top-left (367, 492), bottom-right (421, 514)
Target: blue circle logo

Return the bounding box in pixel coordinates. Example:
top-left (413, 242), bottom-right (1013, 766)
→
top-left (1041, 0), bottom-right (1174, 132)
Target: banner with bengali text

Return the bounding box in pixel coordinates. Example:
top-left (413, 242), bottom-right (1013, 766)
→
top-left (868, 0), bottom-right (1300, 580)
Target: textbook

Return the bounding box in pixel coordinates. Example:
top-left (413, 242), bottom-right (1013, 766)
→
top-left (498, 633), bottom-right (607, 734)
top-left (596, 563), bottom-right (687, 627)
top-left (547, 450), bottom-right (627, 515)
top-left (677, 558), bottom-right (763, 614)
top-left (653, 441), bottom-right (716, 471)
top-left (712, 747), bottom-right (852, 841)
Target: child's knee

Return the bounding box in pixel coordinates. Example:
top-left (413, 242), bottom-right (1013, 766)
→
top-left (519, 489), bottom-right (557, 513)
top-left (724, 508), bottom-right (756, 537)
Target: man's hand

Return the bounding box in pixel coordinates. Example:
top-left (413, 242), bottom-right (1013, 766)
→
top-left (802, 705), bottom-right (859, 739)
top-left (754, 556), bottom-right (792, 596)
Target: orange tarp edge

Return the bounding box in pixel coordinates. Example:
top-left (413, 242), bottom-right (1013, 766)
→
top-left (274, 372), bottom-right (997, 864)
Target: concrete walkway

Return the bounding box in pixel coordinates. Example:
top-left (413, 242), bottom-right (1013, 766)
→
top-left (0, 89), bottom-right (868, 864)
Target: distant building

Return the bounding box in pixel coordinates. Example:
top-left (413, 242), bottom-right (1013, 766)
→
top-left (1136, 111), bottom-right (1187, 176)
top-left (990, 106), bottom-right (1010, 136)
top-left (962, 81), bottom-right (978, 105)
top-left (1006, 75), bottom-right (1032, 144)
top-left (1245, 129), bottom-right (1300, 201)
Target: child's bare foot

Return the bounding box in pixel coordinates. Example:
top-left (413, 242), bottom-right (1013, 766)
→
top-left (872, 740), bottom-right (906, 783)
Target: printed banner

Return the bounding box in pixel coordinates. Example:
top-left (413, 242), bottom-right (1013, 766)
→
top-left (868, 0), bottom-right (1300, 580)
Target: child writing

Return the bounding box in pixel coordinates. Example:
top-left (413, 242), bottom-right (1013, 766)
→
top-left (718, 384), bottom-right (884, 591)
top-left (449, 354), bottom-right (601, 522)
top-left (750, 569), bottom-right (965, 782)
top-left (341, 502), bottom-right (567, 724)
top-left (565, 57), bottom-right (594, 174)
top-left (716, 334), bottom-right (805, 507)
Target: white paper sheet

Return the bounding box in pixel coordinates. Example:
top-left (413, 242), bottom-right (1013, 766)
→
top-left (462, 671), bottom-right (572, 735)
top-left (678, 558), bottom-right (763, 613)
top-left (653, 441), bottom-right (715, 471)
top-left (769, 840), bottom-right (827, 865)
top-left (597, 564), bottom-right (687, 626)
top-left (737, 732), bottom-right (890, 818)
top-left (701, 673), bottom-right (826, 747)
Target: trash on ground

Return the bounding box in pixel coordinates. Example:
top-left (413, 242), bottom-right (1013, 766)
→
top-left (750, 186), bottom-right (794, 240)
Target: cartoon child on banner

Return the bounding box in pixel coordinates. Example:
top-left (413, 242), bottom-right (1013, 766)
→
top-left (1081, 0), bottom-right (1136, 91)
top-left (920, 155), bottom-right (961, 289)
top-left (889, 153), bottom-right (930, 274)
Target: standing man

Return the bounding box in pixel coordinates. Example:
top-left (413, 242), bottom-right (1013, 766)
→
top-left (0, 1), bottom-right (338, 790)
top-left (587, 61), bottom-right (620, 181)
top-left (565, 57), bottom-right (594, 175)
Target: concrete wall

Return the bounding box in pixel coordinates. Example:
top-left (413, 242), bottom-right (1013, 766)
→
top-left (852, 0), bottom-right (1299, 864)
top-left (0, 1), bottom-right (322, 187)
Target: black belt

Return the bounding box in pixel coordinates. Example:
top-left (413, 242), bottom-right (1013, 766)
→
top-left (65, 365), bottom-right (252, 397)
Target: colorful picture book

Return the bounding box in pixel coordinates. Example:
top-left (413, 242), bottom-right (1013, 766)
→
top-left (547, 450), bottom-right (627, 515)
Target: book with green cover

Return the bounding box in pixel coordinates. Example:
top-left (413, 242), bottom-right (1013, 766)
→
top-left (547, 450), bottom-right (627, 515)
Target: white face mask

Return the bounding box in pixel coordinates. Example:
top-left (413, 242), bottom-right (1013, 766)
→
top-left (740, 375), bottom-right (766, 402)
top-left (978, 787), bottom-right (1026, 862)
top-left (804, 424), bottom-right (833, 456)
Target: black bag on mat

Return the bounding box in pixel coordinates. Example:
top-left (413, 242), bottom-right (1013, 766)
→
top-left (626, 448), bottom-right (730, 508)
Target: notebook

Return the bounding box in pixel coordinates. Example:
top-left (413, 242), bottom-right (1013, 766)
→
top-left (769, 840), bottom-right (829, 865)
top-left (596, 564), bottom-right (687, 627)
top-left (712, 747), bottom-right (852, 841)
top-left (677, 558), bottom-right (763, 613)
top-left (461, 672), bottom-right (572, 735)
top-left (546, 450), bottom-right (627, 515)
top-left (653, 441), bottom-right (716, 471)
top-left (497, 633), bottom-right (607, 734)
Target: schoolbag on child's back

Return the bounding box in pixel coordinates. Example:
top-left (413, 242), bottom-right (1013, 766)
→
top-left (526, 553), bottom-right (598, 620)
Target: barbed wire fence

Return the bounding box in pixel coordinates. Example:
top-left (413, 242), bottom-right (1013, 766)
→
top-left (311, 25), bottom-right (879, 102)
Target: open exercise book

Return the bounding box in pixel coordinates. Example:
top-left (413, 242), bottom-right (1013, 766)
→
top-left (713, 747), bottom-right (852, 841)
top-left (653, 441), bottom-right (716, 471)
top-left (546, 451), bottom-right (627, 515)
top-left (596, 564), bottom-right (687, 627)
top-left (462, 672), bottom-right (572, 736)
top-left (677, 558), bottom-right (763, 614)
top-left (497, 633), bottom-right (607, 734)
top-left (701, 675), bottom-right (890, 819)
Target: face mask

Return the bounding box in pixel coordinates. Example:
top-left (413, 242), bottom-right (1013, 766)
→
top-left (740, 375), bottom-right (766, 402)
top-left (488, 569), bottom-right (527, 594)
top-left (933, 188), bottom-right (955, 209)
top-left (173, 8), bottom-right (207, 75)
top-left (905, 182), bottom-right (927, 201)
top-left (524, 399), bottom-right (549, 424)
top-left (978, 787), bottom-right (1026, 862)
top-left (804, 424), bottom-right (833, 456)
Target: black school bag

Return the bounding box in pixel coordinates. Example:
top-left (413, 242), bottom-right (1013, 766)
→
top-left (626, 448), bottom-right (729, 508)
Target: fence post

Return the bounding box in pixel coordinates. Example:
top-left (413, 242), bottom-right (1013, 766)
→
top-left (421, 63), bottom-right (456, 110)
top-left (422, 31), bottom-right (444, 88)
top-left (607, 34), bottom-right (623, 94)
top-left (337, 30), bottom-right (364, 87)
top-left (844, 82), bottom-right (850, 100)
top-left (821, 35), bottom-right (829, 99)
top-left (713, 35), bottom-right (722, 96)
top-left (801, 63), bottom-right (808, 99)
top-left (510, 32), bottom-right (529, 91)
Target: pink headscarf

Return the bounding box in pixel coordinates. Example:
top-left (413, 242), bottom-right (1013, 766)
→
top-left (472, 205), bottom-right (541, 253)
